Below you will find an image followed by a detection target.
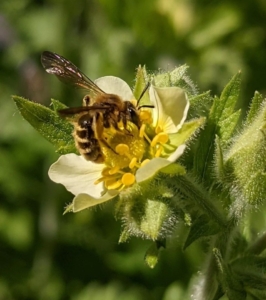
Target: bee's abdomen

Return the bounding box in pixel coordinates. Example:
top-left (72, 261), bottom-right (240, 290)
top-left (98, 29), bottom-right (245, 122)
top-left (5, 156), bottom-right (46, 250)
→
top-left (74, 128), bottom-right (105, 163)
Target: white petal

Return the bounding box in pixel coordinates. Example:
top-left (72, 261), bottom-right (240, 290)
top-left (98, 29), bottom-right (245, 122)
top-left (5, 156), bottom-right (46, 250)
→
top-left (48, 154), bottom-right (105, 197)
top-left (167, 144), bottom-right (186, 162)
top-left (95, 76), bottom-right (134, 101)
top-left (150, 85), bottom-right (189, 134)
top-left (136, 158), bottom-right (171, 183)
top-left (136, 145), bottom-right (186, 182)
top-left (72, 191), bottom-right (118, 212)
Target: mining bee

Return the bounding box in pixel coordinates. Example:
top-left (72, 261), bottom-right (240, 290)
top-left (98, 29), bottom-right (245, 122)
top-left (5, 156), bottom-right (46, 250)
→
top-left (41, 51), bottom-right (152, 163)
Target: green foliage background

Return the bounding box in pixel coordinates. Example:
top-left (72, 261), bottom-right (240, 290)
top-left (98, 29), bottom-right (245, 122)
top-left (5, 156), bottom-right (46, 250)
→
top-left (1, 0), bottom-right (266, 299)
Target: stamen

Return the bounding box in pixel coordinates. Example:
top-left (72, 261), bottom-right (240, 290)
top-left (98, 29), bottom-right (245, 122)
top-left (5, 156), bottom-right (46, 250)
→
top-left (155, 145), bottom-right (163, 157)
top-left (151, 132), bottom-right (169, 147)
top-left (105, 179), bottom-right (122, 190)
top-left (116, 144), bottom-right (130, 155)
top-left (139, 124), bottom-right (146, 138)
top-left (139, 110), bottom-right (152, 123)
top-left (109, 166), bottom-right (120, 174)
top-left (129, 157), bottom-right (138, 169)
top-left (121, 173), bottom-right (135, 186)
top-left (155, 126), bottom-right (163, 134)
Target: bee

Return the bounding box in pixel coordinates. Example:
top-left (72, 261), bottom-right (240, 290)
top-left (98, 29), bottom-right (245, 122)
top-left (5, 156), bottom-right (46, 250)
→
top-left (41, 51), bottom-right (152, 163)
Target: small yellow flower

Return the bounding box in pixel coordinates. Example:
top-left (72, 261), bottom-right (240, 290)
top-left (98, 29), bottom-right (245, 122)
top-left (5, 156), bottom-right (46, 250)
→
top-left (49, 76), bottom-right (189, 212)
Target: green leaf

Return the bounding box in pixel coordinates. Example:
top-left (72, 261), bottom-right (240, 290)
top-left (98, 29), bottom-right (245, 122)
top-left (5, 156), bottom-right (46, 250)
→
top-left (188, 91), bottom-right (213, 119)
top-left (133, 65), bottom-right (150, 106)
top-left (183, 214), bottom-right (220, 249)
top-left (246, 91), bottom-right (264, 125)
top-left (51, 98), bottom-right (68, 111)
top-left (167, 117), bottom-right (205, 150)
top-left (160, 163), bottom-right (186, 175)
top-left (214, 135), bottom-right (225, 181)
top-left (213, 71), bottom-right (241, 123)
top-left (13, 96), bottom-right (76, 154)
top-left (144, 241), bottom-right (165, 269)
top-left (218, 109), bottom-right (241, 148)
top-left (193, 73), bottom-right (241, 182)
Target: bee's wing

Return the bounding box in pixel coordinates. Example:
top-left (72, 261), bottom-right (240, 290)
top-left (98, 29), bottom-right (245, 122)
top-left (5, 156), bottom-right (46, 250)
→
top-left (58, 105), bottom-right (110, 117)
top-left (41, 51), bottom-right (105, 97)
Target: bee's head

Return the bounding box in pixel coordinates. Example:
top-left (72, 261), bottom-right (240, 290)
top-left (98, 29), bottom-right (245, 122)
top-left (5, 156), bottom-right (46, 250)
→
top-left (126, 102), bottom-right (141, 128)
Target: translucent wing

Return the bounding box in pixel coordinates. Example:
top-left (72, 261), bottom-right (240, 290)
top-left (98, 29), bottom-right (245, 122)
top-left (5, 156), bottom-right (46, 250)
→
top-left (58, 105), bottom-right (111, 117)
top-left (41, 51), bottom-right (105, 97)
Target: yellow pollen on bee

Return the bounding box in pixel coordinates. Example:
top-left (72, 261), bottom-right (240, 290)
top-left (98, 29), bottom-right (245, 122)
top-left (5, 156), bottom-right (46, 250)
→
top-left (121, 173), bottom-right (135, 186)
top-left (151, 132), bottom-right (169, 147)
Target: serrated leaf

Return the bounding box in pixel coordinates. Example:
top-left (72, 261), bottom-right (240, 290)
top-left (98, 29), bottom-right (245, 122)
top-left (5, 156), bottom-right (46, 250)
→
top-left (214, 135), bottom-right (225, 181)
top-left (133, 65), bottom-right (150, 106)
top-left (213, 72), bottom-right (241, 122)
top-left (13, 96), bottom-right (76, 154)
top-left (188, 91), bottom-right (213, 119)
top-left (193, 73), bottom-right (241, 182)
top-left (167, 117), bottom-right (205, 150)
top-left (51, 98), bottom-right (68, 111)
top-left (183, 214), bottom-right (220, 249)
top-left (218, 109), bottom-right (241, 147)
top-left (246, 91), bottom-right (264, 125)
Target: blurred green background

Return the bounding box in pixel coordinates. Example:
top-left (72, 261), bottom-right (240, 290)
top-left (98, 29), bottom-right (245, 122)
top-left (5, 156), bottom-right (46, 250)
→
top-left (1, 0), bottom-right (266, 299)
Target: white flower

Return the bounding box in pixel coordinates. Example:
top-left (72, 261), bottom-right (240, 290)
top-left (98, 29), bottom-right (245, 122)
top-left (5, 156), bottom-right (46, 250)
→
top-left (49, 76), bottom-right (189, 212)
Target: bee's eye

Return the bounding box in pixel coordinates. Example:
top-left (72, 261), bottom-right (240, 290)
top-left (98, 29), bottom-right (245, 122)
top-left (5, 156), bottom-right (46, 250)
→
top-left (128, 107), bottom-right (140, 127)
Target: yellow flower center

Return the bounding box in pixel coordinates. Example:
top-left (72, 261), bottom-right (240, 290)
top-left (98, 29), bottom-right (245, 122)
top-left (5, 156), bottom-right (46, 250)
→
top-left (94, 109), bottom-right (170, 190)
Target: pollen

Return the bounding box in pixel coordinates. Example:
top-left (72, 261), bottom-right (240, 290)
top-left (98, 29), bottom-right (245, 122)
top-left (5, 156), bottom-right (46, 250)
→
top-left (94, 107), bottom-right (172, 191)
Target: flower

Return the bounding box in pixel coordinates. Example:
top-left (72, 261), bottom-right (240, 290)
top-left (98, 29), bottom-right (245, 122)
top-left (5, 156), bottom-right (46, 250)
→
top-left (49, 75), bottom-right (189, 212)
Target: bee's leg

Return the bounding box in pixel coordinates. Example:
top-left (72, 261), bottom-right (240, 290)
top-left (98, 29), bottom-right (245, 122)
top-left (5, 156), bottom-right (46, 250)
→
top-left (94, 113), bottom-right (117, 154)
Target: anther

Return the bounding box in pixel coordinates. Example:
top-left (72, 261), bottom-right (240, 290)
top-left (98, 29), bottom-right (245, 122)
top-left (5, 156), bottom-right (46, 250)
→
top-left (105, 179), bottom-right (122, 190)
top-left (141, 159), bottom-right (150, 167)
top-left (151, 132), bottom-right (169, 147)
top-left (109, 166), bottom-right (120, 175)
top-left (115, 144), bottom-right (130, 155)
top-left (121, 173), bottom-right (135, 186)
top-left (139, 111), bottom-right (152, 123)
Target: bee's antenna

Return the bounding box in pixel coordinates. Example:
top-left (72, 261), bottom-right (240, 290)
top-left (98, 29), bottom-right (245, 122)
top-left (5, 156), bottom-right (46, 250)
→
top-left (137, 82), bottom-right (150, 107)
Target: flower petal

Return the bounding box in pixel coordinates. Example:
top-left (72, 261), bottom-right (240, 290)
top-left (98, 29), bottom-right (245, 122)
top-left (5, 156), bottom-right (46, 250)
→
top-left (136, 158), bottom-right (171, 183)
top-left (72, 191), bottom-right (118, 212)
top-left (167, 144), bottom-right (186, 162)
top-left (95, 76), bottom-right (134, 101)
top-left (48, 153), bottom-right (105, 197)
top-left (150, 85), bottom-right (189, 134)
top-left (136, 145), bottom-right (186, 182)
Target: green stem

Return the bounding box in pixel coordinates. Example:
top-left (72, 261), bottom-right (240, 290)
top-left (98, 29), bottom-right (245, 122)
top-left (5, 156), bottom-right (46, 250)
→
top-left (246, 231), bottom-right (266, 255)
top-left (176, 174), bottom-right (227, 228)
